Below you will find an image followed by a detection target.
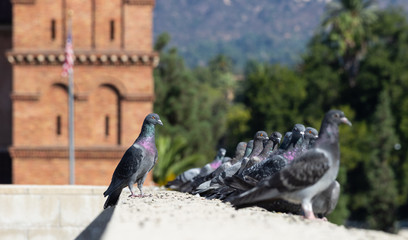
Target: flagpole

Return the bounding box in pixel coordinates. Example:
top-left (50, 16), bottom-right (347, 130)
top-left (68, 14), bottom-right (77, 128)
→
top-left (67, 10), bottom-right (75, 185)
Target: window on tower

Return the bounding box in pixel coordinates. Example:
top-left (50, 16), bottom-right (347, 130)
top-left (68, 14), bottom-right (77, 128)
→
top-left (105, 115), bottom-right (110, 136)
top-left (110, 20), bottom-right (115, 41)
top-left (51, 19), bottom-right (56, 40)
top-left (56, 115), bottom-right (61, 135)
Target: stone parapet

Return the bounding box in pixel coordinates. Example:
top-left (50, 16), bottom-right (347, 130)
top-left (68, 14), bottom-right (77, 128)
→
top-left (0, 185), bottom-right (106, 240)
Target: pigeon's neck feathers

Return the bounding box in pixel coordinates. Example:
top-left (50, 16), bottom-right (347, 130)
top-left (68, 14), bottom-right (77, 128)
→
top-left (315, 120), bottom-right (340, 155)
top-left (248, 139), bottom-right (264, 158)
top-left (135, 121), bottom-right (156, 154)
top-left (258, 140), bottom-right (275, 158)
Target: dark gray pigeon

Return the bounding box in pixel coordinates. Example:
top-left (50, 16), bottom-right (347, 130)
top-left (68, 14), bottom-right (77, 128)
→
top-left (239, 126), bottom-right (307, 181)
top-left (305, 127), bottom-right (319, 149)
top-left (230, 110), bottom-right (351, 219)
top-left (251, 131), bottom-right (282, 162)
top-left (103, 113), bottom-right (163, 209)
top-left (230, 142), bottom-right (247, 164)
top-left (165, 167), bottom-right (201, 190)
top-left (277, 124), bottom-right (305, 153)
top-left (281, 126), bottom-right (317, 163)
top-left (237, 131), bottom-right (269, 174)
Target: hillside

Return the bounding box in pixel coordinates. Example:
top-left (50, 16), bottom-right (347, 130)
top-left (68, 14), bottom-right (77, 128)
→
top-left (153, 0), bottom-right (408, 69)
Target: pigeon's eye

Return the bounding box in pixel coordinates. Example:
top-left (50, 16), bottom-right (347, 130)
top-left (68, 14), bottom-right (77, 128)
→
top-left (260, 133), bottom-right (263, 136)
top-left (152, 116), bottom-right (156, 119)
top-left (309, 130), bottom-right (312, 134)
top-left (334, 113), bottom-right (339, 118)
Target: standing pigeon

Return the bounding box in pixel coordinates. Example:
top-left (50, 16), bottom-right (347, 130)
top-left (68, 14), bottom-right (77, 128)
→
top-left (103, 113), bottom-right (163, 209)
top-left (230, 110), bottom-right (351, 219)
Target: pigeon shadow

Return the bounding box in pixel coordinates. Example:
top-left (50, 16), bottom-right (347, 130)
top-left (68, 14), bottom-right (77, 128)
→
top-left (75, 206), bottom-right (115, 240)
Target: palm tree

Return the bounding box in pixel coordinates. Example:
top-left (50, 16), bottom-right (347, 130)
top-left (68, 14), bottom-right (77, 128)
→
top-left (322, 0), bottom-right (378, 87)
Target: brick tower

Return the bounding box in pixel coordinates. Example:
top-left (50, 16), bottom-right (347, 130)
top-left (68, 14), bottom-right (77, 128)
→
top-left (6, 0), bottom-right (158, 185)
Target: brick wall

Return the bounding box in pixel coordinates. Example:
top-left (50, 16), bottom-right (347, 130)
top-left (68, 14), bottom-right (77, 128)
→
top-left (13, 157), bottom-right (154, 185)
top-left (10, 0), bottom-right (157, 185)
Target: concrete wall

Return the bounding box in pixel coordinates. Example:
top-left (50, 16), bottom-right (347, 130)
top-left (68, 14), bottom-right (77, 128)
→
top-left (0, 185), bottom-right (106, 240)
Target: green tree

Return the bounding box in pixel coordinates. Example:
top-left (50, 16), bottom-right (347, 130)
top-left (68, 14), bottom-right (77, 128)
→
top-left (242, 61), bottom-right (307, 134)
top-left (153, 34), bottom-right (234, 183)
top-left (365, 90), bottom-right (399, 232)
top-left (322, 0), bottom-right (378, 87)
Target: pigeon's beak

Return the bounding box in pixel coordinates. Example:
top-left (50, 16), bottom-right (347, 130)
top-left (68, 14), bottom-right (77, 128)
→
top-left (340, 117), bottom-right (352, 126)
top-left (300, 131), bottom-right (305, 136)
top-left (277, 138), bottom-right (281, 143)
top-left (157, 120), bottom-right (163, 126)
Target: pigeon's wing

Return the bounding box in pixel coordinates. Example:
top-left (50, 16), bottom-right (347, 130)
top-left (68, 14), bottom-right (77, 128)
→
top-left (244, 155), bottom-right (287, 181)
top-left (104, 146), bottom-right (145, 196)
top-left (262, 149), bottom-right (330, 192)
top-left (230, 149), bottom-right (330, 208)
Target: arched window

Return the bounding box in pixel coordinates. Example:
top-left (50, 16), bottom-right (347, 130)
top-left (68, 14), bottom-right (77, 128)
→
top-left (90, 84), bottom-right (121, 145)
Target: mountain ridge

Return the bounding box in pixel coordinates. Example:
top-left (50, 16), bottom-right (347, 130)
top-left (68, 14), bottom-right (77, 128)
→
top-left (153, 0), bottom-right (408, 69)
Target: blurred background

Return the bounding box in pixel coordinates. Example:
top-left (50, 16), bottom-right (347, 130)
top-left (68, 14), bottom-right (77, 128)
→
top-left (1, 0), bottom-right (408, 233)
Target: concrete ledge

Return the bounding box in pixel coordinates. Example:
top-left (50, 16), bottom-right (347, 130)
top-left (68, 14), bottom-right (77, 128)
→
top-left (0, 185), bottom-right (106, 240)
top-left (98, 187), bottom-right (406, 240)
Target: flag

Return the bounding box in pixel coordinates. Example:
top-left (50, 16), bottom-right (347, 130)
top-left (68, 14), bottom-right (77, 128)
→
top-left (62, 32), bottom-right (74, 77)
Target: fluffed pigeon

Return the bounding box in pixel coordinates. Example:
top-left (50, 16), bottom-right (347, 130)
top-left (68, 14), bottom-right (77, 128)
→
top-left (103, 113), bottom-right (163, 209)
top-left (230, 110), bottom-right (351, 219)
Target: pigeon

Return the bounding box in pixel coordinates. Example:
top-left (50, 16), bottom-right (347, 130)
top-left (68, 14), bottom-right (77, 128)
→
top-left (165, 167), bottom-right (201, 191)
top-left (277, 124), bottom-right (305, 154)
top-left (240, 126), bottom-right (308, 181)
top-left (179, 148), bottom-right (227, 193)
top-left (281, 126), bottom-right (318, 163)
top-left (230, 142), bottom-right (247, 164)
top-left (237, 131), bottom-right (269, 174)
top-left (251, 131), bottom-right (282, 162)
top-left (305, 127), bottom-right (319, 149)
top-left (189, 148), bottom-right (227, 191)
top-left (103, 113), bottom-right (163, 209)
top-left (202, 132), bottom-right (269, 200)
top-left (230, 110), bottom-right (351, 219)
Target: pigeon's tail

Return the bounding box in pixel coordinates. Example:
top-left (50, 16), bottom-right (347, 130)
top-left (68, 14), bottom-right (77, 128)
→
top-left (165, 179), bottom-right (183, 190)
top-left (230, 187), bottom-right (279, 210)
top-left (103, 188), bottom-right (123, 209)
top-left (224, 175), bottom-right (256, 191)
